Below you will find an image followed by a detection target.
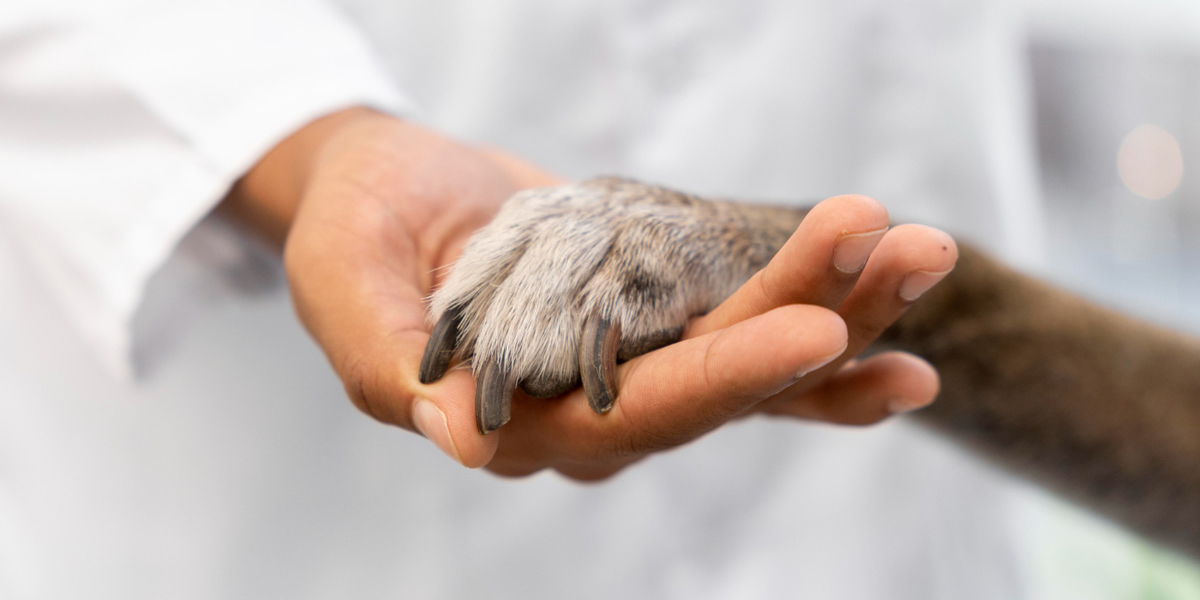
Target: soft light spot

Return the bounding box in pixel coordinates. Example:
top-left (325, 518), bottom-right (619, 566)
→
top-left (1117, 124), bottom-right (1184, 200)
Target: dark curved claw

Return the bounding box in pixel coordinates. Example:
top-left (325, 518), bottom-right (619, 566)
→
top-left (580, 311), bottom-right (621, 414)
top-left (476, 360), bottom-right (515, 434)
top-left (419, 306), bottom-right (462, 384)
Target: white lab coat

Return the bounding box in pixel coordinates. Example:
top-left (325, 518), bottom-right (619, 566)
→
top-left (0, 0), bottom-right (1137, 598)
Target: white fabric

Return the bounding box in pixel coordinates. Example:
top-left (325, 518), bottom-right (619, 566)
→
top-left (0, 0), bottom-right (413, 376)
top-left (0, 0), bottom-right (1157, 598)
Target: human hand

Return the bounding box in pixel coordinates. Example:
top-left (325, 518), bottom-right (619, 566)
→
top-left (227, 107), bottom-right (557, 469)
top-left (223, 107), bottom-right (955, 479)
top-left (444, 189), bottom-right (956, 479)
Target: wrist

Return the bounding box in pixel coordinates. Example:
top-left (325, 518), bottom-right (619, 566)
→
top-left (220, 106), bottom-right (382, 248)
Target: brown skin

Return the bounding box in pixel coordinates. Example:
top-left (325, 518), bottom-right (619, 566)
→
top-left (221, 107), bottom-right (955, 479)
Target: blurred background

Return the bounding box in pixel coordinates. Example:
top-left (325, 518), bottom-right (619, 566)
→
top-left (1029, 0), bottom-right (1200, 333)
top-left (1007, 1), bottom-right (1200, 597)
top-left (4, 0), bottom-right (1200, 598)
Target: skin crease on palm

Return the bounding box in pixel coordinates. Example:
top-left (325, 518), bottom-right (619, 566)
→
top-left (220, 107), bottom-right (957, 480)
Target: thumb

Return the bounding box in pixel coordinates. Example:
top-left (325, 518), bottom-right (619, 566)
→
top-left (285, 201), bottom-right (499, 468)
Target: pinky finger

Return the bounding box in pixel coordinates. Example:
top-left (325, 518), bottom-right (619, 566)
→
top-left (759, 351), bottom-right (939, 425)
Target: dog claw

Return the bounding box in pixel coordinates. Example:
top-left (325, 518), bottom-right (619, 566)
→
top-left (580, 312), bottom-right (621, 414)
top-left (476, 360), bottom-right (515, 434)
top-left (419, 306), bottom-right (462, 384)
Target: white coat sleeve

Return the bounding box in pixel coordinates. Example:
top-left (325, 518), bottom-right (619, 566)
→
top-left (0, 0), bottom-right (416, 378)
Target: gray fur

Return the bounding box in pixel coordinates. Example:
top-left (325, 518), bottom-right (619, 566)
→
top-left (429, 176), bottom-right (799, 395)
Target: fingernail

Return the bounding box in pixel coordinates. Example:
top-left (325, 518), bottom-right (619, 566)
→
top-left (412, 398), bottom-right (463, 465)
top-left (832, 227), bottom-right (888, 274)
top-left (899, 269), bottom-right (952, 302)
top-left (793, 342), bottom-right (848, 380)
top-left (887, 396), bottom-right (932, 414)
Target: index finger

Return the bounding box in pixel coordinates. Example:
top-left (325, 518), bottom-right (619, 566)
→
top-left (686, 194), bottom-right (889, 338)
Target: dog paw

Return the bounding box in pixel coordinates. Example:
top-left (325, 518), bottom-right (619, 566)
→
top-left (419, 177), bottom-right (798, 433)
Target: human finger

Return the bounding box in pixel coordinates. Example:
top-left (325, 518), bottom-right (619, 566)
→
top-left (686, 194), bottom-right (889, 338)
top-left (778, 223), bottom-right (958, 398)
top-left (286, 177), bottom-right (501, 468)
top-left (487, 304), bottom-right (848, 464)
top-left (760, 351), bottom-right (939, 425)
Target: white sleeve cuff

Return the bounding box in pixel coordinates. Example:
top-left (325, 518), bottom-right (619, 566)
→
top-left (0, 0), bottom-right (416, 378)
top-left (97, 0), bottom-right (416, 174)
